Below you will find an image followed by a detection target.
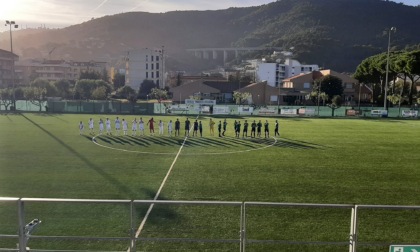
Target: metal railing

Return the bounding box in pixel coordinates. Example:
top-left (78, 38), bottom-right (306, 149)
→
top-left (0, 197), bottom-right (419, 252)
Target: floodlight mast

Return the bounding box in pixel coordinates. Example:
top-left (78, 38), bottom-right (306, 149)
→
top-left (5, 20), bottom-right (18, 110)
top-left (383, 27), bottom-right (396, 110)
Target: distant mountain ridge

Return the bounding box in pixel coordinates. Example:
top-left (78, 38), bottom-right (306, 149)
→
top-left (0, 0), bottom-right (419, 72)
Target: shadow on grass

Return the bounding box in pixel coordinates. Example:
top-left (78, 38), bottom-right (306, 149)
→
top-left (278, 137), bottom-right (328, 149)
top-left (133, 188), bottom-right (179, 227)
top-left (34, 113), bottom-right (69, 123)
top-left (94, 134), bottom-right (325, 151)
top-left (20, 114), bottom-right (136, 198)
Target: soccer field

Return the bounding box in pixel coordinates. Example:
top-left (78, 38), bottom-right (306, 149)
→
top-left (1, 113), bottom-right (420, 251)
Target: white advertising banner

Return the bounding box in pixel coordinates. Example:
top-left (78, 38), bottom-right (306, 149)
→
top-left (169, 105), bottom-right (189, 114)
top-left (371, 110), bottom-right (388, 117)
top-left (401, 110), bottom-right (418, 117)
top-left (213, 106), bottom-right (230, 115)
top-left (238, 106), bottom-right (254, 114)
top-left (281, 109), bottom-right (298, 115)
top-left (259, 108), bottom-right (277, 115)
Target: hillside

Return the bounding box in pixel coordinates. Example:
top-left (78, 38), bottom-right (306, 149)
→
top-left (0, 0), bottom-right (419, 72)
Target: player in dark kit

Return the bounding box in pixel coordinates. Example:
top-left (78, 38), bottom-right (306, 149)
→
top-left (243, 120), bottom-right (249, 138)
top-left (175, 118), bottom-right (180, 136)
top-left (218, 121), bottom-right (222, 137)
top-left (235, 121), bottom-right (241, 138)
top-left (193, 120), bottom-right (199, 137)
top-left (199, 121), bottom-right (203, 137)
top-left (185, 118), bottom-right (191, 136)
top-left (274, 120), bottom-right (280, 137)
top-left (257, 120), bottom-right (262, 137)
top-left (251, 120), bottom-right (256, 138)
top-left (222, 119), bottom-right (227, 136)
top-left (264, 120), bottom-right (269, 138)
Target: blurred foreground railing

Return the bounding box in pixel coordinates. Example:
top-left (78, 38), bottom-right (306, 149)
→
top-left (0, 197), bottom-right (419, 252)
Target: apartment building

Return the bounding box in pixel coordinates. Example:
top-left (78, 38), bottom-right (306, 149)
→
top-left (125, 48), bottom-right (165, 90)
top-left (15, 60), bottom-right (108, 84)
top-left (0, 49), bottom-right (19, 87)
top-left (253, 58), bottom-right (319, 87)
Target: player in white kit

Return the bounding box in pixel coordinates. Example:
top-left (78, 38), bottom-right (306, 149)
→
top-left (106, 118), bottom-right (111, 135)
top-left (131, 118), bottom-right (137, 136)
top-left (122, 119), bottom-right (128, 135)
top-left (168, 120), bottom-right (173, 136)
top-left (115, 117), bottom-right (121, 136)
top-left (158, 120), bottom-right (164, 135)
top-left (139, 117), bottom-right (145, 136)
top-left (88, 118), bottom-right (94, 135)
top-left (99, 118), bottom-right (104, 135)
top-left (79, 121), bottom-right (84, 135)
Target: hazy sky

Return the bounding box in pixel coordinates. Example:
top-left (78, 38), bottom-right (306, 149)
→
top-left (1, 0), bottom-right (418, 32)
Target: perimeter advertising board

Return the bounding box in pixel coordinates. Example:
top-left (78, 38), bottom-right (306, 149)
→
top-left (238, 106), bottom-right (254, 115)
top-left (213, 106), bottom-right (230, 115)
top-left (281, 108), bottom-right (298, 115)
top-left (401, 110), bottom-right (418, 118)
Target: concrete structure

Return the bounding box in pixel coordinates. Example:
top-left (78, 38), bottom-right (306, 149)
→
top-left (187, 47), bottom-right (282, 65)
top-left (15, 60), bottom-right (107, 84)
top-left (255, 58), bottom-right (319, 88)
top-left (125, 48), bottom-right (165, 91)
top-left (0, 49), bottom-right (19, 88)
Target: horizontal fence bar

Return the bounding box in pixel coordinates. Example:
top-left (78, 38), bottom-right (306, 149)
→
top-left (20, 198), bottom-right (131, 204)
top-left (246, 239), bottom-right (350, 246)
top-left (0, 234), bottom-right (18, 238)
top-left (28, 235), bottom-right (130, 241)
top-left (356, 204), bottom-right (420, 210)
top-left (133, 200), bottom-right (243, 206)
top-left (0, 197), bottom-right (20, 201)
top-left (245, 202), bottom-right (354, 208)
top-left (136, 237), bottom-right (240, 243)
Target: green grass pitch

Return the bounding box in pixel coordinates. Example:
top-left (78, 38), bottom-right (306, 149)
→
top-left (0, 113), bottom-right (420, 251)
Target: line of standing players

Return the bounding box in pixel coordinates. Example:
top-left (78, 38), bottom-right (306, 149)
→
top-left (79, 117), bottom-right (280, 138)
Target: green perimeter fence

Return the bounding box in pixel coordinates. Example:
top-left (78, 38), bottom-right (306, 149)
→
top-left (0, 100), bottom-right (419, 118)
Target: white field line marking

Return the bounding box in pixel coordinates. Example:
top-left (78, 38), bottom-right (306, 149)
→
top-left (135, 117), bottom-right (198, 238)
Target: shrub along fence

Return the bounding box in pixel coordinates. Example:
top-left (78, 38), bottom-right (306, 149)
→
top-left (0, 100), bottom-right (419, 118)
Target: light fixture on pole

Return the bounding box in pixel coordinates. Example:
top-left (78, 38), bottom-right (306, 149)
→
top-left (384, 27), bottom-right (396, 110)
top-left (5, 20), bottom-right (18, 110)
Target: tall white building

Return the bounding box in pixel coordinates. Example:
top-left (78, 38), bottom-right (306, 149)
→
top-left (255, 58), bottom-right (319, 87)
top-left (125, 48), bottom-right (165, 91)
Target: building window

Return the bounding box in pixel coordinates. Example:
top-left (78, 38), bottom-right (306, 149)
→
top-left (156, 63), bottom-right (159, 69)
top-left (151, 64), bottom-right (154, 70)
top-left (303, 83), bottom-right (310, 89)
top-left (146, 72), bottom-right (148, 78)
top-left (301, 67), bottom-right (304, 71)
top-left (146, 63), bottom-right (148, 70)
top-left (146, 55), bottom-right (148, 61)
top-left (151, 72), bottom-right (154, 78)
top-left (156, 71), bottom-right (159, 78)
top-left (151, 56), bottom-right (154, 61)
top-left (156, 80), bottom-right (159, 86)
top-left (156, 56), bottom-right (159, 61)
top-left (346, 83), bottom-right (353, 89)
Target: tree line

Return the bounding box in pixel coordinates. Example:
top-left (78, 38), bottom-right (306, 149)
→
top-left (0, 70), bottom-right (168, 111)
top-left (354, 50), bottom-right (420, 107)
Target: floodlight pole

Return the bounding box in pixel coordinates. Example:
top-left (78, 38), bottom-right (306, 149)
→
top-left (383, 27), bottom-right (396, 110)
top-left (5, 20), bottom-right (18, 110)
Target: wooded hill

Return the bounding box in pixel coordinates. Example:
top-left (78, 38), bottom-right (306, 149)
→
top-left (1, 0), bottom-right (419, 72)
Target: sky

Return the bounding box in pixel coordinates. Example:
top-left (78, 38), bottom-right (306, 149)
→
top-left (1, 0), bottom-right (419, 32)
